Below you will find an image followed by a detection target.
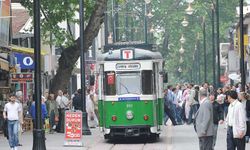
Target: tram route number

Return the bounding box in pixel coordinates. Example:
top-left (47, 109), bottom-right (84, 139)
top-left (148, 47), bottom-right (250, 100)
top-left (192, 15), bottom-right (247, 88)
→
top-left (126, 104), bottom-right (133, 108)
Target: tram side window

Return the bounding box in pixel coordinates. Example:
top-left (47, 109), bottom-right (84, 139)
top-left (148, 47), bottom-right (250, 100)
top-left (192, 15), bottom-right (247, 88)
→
top-left (104, 71), bottom-right (116, 95)
top-left (142, 70), bottom-right (153, 94)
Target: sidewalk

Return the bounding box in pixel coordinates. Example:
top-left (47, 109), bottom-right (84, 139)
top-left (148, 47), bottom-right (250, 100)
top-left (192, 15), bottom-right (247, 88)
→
top-left (1, 124), bottom-right (249, 150)
top-left (0, 128), bottom-right (104, 150)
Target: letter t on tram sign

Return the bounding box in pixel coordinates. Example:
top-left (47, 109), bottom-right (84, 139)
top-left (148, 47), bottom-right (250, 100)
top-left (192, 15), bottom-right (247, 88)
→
top-left (121, 49), bottom-right (134, 60)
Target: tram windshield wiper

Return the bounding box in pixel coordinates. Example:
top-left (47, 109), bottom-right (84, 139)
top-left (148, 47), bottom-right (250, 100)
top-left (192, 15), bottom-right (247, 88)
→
top-left (119, 81), bottom-right (130, 94)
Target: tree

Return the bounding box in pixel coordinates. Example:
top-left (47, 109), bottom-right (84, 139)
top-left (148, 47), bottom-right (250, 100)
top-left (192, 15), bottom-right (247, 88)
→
top-left (21, 0), bottom-right (107, 94)
top-left (150, 0), bottom-right (238, 84)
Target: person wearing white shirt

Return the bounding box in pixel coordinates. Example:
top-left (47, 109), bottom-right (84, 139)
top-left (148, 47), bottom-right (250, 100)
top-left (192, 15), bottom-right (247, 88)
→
top-left (3, 94), bottom-right (22, 150)
top-left (226, 90), bottom-right (246, 150)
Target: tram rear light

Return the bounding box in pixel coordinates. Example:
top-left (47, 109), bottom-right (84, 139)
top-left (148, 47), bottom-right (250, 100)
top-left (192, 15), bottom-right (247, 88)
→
top-left (144, 115), bottom-right (149, 121)
top-left (112, 115), bottom-right (117, 121)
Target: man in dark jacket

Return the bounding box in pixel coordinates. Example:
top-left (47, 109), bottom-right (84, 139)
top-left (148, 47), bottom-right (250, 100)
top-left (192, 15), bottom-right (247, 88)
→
top-left (209, 92), bottom-right (224, 149)
top-left (72, 89), bottom-right (82, 110)
top-left (164, 89), bottom-right (177, 126)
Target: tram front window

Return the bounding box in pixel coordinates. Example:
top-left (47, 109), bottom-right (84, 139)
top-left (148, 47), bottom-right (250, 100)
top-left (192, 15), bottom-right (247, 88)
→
top-left (116, 72), bottom-right (141, 95)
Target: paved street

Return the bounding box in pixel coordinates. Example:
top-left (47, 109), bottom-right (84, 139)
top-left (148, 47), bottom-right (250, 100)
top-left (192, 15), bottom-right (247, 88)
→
top-left (1, 124), bottom-right (249, 150)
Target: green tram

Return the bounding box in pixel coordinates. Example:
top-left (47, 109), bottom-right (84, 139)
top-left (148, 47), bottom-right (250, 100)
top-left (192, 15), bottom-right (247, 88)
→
top-left (97, 47), bottom-right (165, 139)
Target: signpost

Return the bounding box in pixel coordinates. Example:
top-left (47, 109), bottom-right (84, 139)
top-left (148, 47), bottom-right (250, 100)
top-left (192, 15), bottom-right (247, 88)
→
top-left (64, 111), bottom-right (83, 147)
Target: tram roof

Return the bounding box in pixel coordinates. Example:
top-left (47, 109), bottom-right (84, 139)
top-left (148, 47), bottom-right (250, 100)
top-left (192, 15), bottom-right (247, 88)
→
top-left (97, 48), bottom-right (163, 61)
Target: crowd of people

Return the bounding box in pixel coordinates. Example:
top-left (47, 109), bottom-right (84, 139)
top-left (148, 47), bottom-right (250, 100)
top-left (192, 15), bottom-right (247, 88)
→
top-left (164, 82), bottom-right (250, 150)
top-left (2, 82), bottom-right (250, 150)
top-left (2, 88), bottom-right (99, 150)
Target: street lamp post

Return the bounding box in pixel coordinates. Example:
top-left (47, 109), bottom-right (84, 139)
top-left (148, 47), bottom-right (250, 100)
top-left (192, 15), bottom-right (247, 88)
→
top-left (32, 0), bottom-right (46, 149)
top-left (197, 34), bottom-right (201, 84)
top-left (240, 0), bottom-right (246, 91)
top-left (211, 6), bottom-right (216, 88)
top-left (216, 0), bottom-right (221, 88)
top-left (202, 17), bottom-right (207, 82)
top-left (79, 0), bottom-right (91, 135)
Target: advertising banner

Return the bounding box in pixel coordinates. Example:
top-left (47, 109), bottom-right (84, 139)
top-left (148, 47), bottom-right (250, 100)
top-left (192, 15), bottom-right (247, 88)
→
top-left (0, 0), bottom-right (10, 47)
top-left (64, 111), bottom-right (83, 147)
top-left (10, 73), bottom-right (34, 83)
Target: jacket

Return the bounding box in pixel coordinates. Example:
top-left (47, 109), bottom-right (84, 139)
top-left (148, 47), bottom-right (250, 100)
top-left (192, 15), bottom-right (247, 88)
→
top-left (195, 98), bottom-right (214, 137)
top-left (29, 102), bottom-right (47, 120)
top-left (226, 100), bottom-right (247, 138)
top-left (213, 101), bottom-right (224, 124)
top-left (45, 100), bottom-right (59, 117)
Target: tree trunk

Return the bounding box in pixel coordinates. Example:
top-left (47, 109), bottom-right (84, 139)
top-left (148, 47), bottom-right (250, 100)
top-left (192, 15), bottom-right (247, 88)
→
top-left (49, 0), bottom-right (107, 94)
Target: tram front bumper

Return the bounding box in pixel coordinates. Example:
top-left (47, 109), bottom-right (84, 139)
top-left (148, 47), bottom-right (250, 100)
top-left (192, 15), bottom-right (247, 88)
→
top-left (109, 125), bottom-right (151, 137)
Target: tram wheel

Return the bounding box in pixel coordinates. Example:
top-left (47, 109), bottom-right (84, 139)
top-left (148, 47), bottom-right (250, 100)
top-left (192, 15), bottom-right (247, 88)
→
top-left (149, 133), bottom-right (159, 142)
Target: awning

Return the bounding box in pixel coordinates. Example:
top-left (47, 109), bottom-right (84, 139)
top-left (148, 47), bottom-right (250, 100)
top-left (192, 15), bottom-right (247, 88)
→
top-left (0, 58), bottom-right (9, 71)
top-left (11, 45), bottom-right (48, 55)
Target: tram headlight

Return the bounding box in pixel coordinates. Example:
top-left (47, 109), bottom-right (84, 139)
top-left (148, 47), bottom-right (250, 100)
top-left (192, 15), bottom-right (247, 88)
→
top-left (126, 111), bottom-right (134, 120)
top-left (144, 115), bottom-right (149, 121)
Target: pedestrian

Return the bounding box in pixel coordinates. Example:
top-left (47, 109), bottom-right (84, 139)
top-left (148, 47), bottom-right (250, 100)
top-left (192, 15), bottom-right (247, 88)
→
top-left (87, 94), bottom-right (99, 128)
top-left (223, 85), bottom-right (231, 119)
top-left (164, 89), bottom-right (177, 126)
top-left (3, 94), bottom-right (22, 150)
top-left (30, 96), bottom-right (47, 128)
top-left (15, 91), bottom-right (23, 147)
top-left (187, 84), bottom-right (199, 125)
top-left (226, 90), bottom-right (246, 150)
top-left (209, 91), bottom-right (224, 149)
top-left (176, 85), bottom-right (184, 125)
top-left (184, 84), bottom-right (192, 123)
top-left (194, 87), bottom-right (214, 150)
top-left (55, 90), bottom-right (63, 132)
top-left (45, 94), bottom-right (59, 134)
top-left (238, 92), bottom-right (250, 143)
top-left (72, 89), bottom-right (82, 110)
top-left (56, 90), bottom-right (71, 133)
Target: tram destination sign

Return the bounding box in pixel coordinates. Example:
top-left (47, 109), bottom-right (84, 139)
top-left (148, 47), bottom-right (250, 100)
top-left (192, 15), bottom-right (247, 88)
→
top-left (116, 63), bottom-right (141, 70)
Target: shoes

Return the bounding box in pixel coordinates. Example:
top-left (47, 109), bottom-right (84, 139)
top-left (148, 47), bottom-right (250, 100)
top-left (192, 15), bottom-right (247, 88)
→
top-left (17, 144), bottom-right (22, 146)
top-left (14, 147), bottom-right (18, 150)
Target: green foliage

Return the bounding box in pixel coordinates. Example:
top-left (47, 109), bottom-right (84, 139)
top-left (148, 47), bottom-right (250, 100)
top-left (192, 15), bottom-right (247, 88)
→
top-left (150, 0), bottom-right (238, 84)
top-left (20, 0), bottom-right (95, 47)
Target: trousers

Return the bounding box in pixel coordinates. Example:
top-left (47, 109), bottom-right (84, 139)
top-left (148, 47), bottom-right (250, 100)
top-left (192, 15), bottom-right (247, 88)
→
top-left (199, 136), bottom-right (213, 150)
top-left (227, 127), bottom-right (245, 150)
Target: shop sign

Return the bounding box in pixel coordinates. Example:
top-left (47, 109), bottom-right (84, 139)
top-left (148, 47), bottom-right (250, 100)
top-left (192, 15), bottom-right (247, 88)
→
top-left (64, 111), bottom-right (83, 147)
top-left (15, 53), bottom-right (34, 69)
top-left (10, 73), bottom-right (33, 83)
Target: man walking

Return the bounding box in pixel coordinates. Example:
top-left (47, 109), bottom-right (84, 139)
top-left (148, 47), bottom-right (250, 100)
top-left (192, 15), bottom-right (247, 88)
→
top-left (3, 94), bottom-right (22, 150)
top-left (164, 89), bottom-right (177, 126)
top-left (195, 87), bottom-right (214, 150)
top-left (209, 91), bottom-right (224, 149)
top-left (226, 90), bottom-right (246, 150)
